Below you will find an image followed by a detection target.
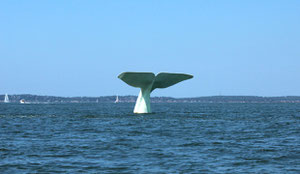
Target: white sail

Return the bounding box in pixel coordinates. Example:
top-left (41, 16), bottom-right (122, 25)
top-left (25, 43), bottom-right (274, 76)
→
top-left (114, 95), bottom-right (119, 103)
top-left (4, 94), bottom-right (9, 103)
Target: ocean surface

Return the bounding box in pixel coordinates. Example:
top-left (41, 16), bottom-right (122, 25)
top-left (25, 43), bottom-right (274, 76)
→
top-left (0, 103), bottom-right (299, 173)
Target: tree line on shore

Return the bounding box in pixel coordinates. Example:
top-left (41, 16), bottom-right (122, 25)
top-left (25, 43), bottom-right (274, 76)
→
top-left (1, 94), bottom-right (300, 103)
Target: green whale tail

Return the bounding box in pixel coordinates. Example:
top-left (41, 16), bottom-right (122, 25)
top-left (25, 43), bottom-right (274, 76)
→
top-left (118, 72), bottom-right (193, 113)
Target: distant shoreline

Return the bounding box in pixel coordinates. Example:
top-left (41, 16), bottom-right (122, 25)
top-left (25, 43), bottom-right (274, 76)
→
top-left (1, 94), bottom-right (300, 103)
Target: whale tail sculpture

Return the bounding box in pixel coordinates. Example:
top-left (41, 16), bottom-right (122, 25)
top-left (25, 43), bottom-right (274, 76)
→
top-left (118, 72), bottom-right (193, 113)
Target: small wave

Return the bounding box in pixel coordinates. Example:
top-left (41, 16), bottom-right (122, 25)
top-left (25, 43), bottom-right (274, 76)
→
top-left (179, 142), bottom-right (204, 147)
top-left (0, 148), bottom-right (9, 152)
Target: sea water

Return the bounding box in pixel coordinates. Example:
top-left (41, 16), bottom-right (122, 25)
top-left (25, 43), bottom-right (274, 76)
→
top-left (0, 103), bottom-right (299, 173)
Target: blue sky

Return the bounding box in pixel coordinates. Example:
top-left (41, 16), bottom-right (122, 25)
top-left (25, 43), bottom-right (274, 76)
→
top-left (1, 0), bottom-right (299, 97)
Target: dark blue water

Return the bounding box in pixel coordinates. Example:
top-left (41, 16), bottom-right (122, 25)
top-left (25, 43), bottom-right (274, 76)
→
top-left (0, 103), bottom-right (299, 173)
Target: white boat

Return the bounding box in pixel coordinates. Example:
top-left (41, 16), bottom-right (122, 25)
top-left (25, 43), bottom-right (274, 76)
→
top-left (4, 94), bottom-right (9, 103)
top-left (114, 95), bottom-right (119, 103)
top-left (20, 99), bottom-right (25, 104)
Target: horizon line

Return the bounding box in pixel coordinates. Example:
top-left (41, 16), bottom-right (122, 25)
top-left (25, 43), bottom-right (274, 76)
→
top-left (1, 94), bottom-right (300, 98)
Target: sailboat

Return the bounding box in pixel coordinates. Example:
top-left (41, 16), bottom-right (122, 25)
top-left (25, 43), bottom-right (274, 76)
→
top-left (114, 95), bottom-right (119, 103)
top-left (4, 94), bottom-right (9, 103)
top-left (20, 99), bottom-right (26, 104)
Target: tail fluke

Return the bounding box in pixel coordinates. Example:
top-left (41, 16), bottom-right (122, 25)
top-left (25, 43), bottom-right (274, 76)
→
top-left (151, 72), bottom-right (193, 92)
top-left (118, 72), bottom-right (155, 89)
top-left (118, 72), bottom-right (193, 113)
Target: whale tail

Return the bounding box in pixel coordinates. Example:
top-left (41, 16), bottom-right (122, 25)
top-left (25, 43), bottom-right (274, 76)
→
top-left (118, 72), bottom-right (193, 113)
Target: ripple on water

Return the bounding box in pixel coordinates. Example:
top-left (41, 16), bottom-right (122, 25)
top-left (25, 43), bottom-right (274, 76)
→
top-left (0, 103), bottom-right (299, 173)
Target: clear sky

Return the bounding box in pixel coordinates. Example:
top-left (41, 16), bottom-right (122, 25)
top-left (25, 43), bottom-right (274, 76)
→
top-left (1, 0), bottom-right (299, 97)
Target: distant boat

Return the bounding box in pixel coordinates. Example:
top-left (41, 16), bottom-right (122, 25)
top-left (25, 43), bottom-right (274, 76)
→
top-left (4, 94), bottom-right (9, 103)
top-left (20, 99), bottom-right (25, 104)
top-left (114, 95), bottom-right (119, 103)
